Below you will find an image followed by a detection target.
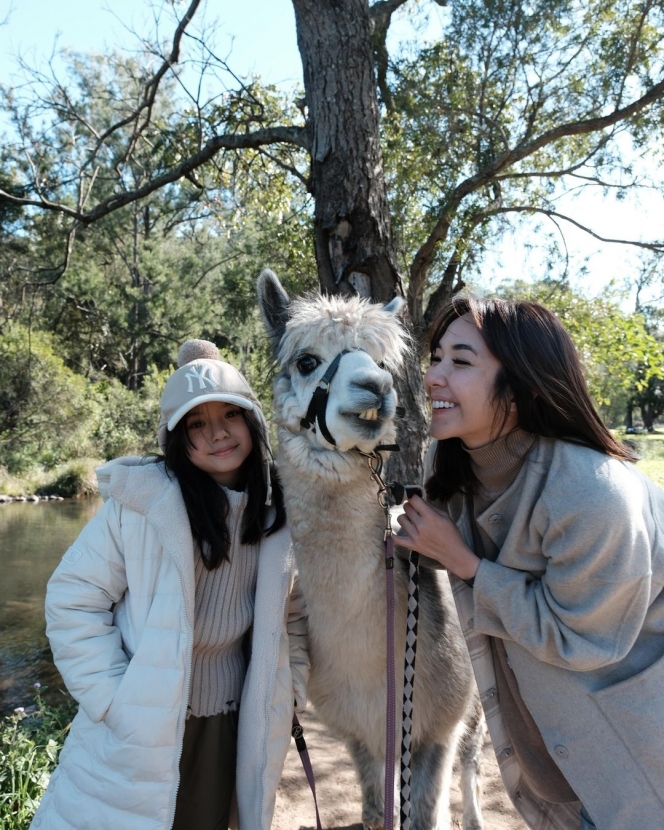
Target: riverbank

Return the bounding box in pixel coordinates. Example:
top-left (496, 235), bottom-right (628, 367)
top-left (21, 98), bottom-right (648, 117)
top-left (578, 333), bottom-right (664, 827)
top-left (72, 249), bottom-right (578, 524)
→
top-left (0, 459), bottom-right (101, 500)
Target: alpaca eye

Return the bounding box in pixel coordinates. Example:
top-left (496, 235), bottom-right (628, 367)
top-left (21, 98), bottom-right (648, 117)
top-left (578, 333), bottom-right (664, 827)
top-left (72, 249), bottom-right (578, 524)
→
top-left (296, 355), bottom-right (320, 375)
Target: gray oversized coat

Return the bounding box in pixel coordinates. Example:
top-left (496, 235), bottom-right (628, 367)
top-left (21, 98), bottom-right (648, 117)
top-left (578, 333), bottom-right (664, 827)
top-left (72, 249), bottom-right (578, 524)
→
top-left (437, 436), bottom-right (664, 830)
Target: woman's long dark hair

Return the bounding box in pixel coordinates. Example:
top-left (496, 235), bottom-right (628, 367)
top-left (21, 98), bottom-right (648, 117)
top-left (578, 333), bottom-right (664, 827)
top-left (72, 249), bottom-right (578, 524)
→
top-left (426, 295), bottom-right (637, 504)
top-left (161, 408), bottom-right (286, 570)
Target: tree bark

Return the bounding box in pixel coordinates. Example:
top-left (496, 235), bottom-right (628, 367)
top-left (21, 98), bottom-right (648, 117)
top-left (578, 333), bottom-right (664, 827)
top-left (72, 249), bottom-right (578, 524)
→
top-left (292, 0), bottom-right (400, 303)
top-left (291, 0), bottom-right (428, 483)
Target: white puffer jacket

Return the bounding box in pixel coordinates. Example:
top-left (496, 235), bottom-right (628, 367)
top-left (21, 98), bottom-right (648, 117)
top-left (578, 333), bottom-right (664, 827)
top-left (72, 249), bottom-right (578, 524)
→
top-left (31, 457), bottom-right (308, 830)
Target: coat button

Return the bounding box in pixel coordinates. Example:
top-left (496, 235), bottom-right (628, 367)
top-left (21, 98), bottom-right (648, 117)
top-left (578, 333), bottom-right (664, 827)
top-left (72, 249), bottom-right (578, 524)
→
top-left (488, 514), bottom-right (502, 524)
top-left (554, 745), bottom-right (569, 759)
top-left (487, 687), bottom-right (497, 698)
top-left (467, 617), bottom-right (474, 629)
top-left (500, 747), bottom-right (511, 757)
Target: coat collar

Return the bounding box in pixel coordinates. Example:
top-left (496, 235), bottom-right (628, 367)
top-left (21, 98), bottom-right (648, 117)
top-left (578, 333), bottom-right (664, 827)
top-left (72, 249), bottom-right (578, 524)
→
top-left (96, 456), bottom-right (195, 625)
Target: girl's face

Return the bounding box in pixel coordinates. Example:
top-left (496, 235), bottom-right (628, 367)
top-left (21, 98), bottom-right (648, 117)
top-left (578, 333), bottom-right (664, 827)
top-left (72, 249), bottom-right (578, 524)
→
top-left (424, 313), bottom-right (517, 448)
top-left (184, 401), bottom-right (253, 486)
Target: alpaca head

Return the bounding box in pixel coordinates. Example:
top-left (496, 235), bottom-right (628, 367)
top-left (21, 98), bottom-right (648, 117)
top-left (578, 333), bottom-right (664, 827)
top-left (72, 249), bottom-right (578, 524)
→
top-left (258, 270), bottom-right (409, 467)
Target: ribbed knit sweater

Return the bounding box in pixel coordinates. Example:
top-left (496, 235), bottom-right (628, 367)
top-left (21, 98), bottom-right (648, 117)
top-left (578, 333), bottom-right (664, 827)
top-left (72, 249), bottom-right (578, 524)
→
top-left (188, 488), bottom-right (259, 718)
top-left (465, 428), bottom-right (578, 804)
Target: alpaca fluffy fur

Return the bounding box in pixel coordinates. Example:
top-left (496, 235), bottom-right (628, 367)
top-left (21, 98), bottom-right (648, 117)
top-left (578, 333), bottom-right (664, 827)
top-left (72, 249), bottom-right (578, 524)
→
top-left (258, 270), bottom-right (484, 830)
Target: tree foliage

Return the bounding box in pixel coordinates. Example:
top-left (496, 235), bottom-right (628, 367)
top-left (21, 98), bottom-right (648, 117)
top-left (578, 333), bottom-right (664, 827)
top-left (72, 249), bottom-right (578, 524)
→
top-left (1, 0), bottom-right (663, 477)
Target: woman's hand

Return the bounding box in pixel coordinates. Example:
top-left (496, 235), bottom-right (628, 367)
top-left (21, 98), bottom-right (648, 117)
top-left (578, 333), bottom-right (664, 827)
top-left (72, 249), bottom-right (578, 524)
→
top-left (395, 495), bottom-right (480, 583)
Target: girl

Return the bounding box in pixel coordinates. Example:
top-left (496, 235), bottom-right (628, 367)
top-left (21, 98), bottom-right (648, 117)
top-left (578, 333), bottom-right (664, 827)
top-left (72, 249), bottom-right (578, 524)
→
top-left (396, 297), bottom-right (664, 830)
top-left (31, 339), bottom-right (308, 830)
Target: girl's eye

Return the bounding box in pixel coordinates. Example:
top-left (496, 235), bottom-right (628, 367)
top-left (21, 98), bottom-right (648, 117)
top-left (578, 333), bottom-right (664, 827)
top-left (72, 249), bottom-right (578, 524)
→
top-left (429, 354), bottom-right (441, 365)
top-left (188, 419), bottom-right (205, 430)
top-left (226, 409), bottom-right (242, 418)
top-left (296, 355), bottom-right (320, 375)
top-left (452, 358), bottom-right (471, 366)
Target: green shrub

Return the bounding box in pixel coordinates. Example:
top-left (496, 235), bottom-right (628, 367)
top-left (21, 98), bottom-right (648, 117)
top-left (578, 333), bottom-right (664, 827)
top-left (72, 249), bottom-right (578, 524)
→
top-left (89, 366), bottom-right (166, 460)
top-left (0, 325), bottom-right (95, 473)
top-left (0, 688), bottom-right (76, 828)
top-left (41, 461), bottom-right (99, 498)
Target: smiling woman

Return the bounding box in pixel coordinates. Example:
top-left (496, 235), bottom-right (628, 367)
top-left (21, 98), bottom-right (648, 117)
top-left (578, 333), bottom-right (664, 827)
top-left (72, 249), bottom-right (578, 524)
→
top-left (396, 294), bottom-right (664, 830)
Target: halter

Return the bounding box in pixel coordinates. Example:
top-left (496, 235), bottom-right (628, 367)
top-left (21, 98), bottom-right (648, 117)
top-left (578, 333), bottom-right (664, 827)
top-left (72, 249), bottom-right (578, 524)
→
top-left (299, 350), bottom-right (350, 445)
top-left (299, 348), bottom-right (405, 447)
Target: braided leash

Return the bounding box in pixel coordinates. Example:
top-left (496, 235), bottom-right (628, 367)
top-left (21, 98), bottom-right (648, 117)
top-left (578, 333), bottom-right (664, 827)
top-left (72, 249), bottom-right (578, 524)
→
top-left (400, 550), bottom-right (420, 829)
top-left (360, 450), bottom-right (422, 830)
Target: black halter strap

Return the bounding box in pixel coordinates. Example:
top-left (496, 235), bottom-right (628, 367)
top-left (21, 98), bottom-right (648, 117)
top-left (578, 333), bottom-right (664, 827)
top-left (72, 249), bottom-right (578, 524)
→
top-left (300, 349), bottom-right (350, 446)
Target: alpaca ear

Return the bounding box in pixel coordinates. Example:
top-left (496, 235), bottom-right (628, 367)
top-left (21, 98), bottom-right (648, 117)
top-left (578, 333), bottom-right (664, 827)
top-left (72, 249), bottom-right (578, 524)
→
top-left (257, 268), bottom-right (291, 350)
top-left (383, 296), bottom-right (406, 317)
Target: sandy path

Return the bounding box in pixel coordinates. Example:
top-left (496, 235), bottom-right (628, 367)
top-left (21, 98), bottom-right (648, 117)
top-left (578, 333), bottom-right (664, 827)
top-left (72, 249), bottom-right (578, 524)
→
top-left (274, 708), bottom-right (527, 829)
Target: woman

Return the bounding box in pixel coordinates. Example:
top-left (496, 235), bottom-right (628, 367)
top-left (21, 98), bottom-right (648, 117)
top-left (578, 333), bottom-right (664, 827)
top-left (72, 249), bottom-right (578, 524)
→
top-left (31, 339), bottom-right (308, 830)
top-left (396, 297), bottom-right (664, 830)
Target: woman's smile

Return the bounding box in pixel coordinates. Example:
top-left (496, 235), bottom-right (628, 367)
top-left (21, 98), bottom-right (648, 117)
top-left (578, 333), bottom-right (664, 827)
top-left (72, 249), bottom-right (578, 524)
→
top-left (424, 314), bottom-right (517, 448)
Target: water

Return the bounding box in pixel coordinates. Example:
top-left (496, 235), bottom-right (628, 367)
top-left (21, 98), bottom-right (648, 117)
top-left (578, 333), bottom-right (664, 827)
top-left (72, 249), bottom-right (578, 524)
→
top-left (0, 497), bottom-right (102, 714)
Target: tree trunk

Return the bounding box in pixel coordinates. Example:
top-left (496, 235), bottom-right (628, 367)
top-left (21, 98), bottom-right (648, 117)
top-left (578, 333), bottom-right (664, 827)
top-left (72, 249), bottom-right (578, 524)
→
top-left (291, 0), bottom-right (429, 483)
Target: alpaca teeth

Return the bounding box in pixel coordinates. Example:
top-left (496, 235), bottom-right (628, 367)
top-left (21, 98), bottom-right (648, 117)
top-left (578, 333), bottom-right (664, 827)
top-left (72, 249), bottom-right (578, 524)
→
top-left (359, 408), bottom-right (379, 421)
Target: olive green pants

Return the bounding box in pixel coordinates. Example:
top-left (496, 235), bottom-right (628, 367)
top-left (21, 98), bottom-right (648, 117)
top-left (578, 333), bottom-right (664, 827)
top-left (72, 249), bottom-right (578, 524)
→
top-left (172, 710), bottom-right (239, 830)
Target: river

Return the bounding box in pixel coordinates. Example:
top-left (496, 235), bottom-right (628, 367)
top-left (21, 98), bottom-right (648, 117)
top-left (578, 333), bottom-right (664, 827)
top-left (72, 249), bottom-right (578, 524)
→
top-left (0, 497), bottom-right (102, 715)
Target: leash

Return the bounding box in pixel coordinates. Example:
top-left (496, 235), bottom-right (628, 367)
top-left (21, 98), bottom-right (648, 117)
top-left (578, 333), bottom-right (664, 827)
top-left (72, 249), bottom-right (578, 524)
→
top-left (360, 449), bottom-right (421, 830)
top-left (291, 713), bottom-right (324, 830)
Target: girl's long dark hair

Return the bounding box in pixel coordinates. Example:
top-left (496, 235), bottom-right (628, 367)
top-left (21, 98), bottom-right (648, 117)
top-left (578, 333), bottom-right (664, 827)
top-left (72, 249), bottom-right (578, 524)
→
top-left (161, 409), bottom-right (286, 570)
top-left (426, 295), bottom-right (637, 504)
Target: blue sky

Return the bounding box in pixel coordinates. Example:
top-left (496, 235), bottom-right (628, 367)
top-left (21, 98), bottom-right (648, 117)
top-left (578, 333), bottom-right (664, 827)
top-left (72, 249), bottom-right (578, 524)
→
top-left (1, 0), bottom-right (661, 305)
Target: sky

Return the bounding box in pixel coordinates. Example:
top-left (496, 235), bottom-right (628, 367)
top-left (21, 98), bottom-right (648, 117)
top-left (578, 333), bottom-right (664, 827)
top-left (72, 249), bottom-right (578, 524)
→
top-left (0, 0), bottom-right (662, 307)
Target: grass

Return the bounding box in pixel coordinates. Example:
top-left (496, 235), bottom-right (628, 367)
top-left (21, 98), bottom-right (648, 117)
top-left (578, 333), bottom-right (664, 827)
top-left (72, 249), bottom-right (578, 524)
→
top-left (0, 688), bottom-right (76, 829)
top-left (617, 430), bottom-right (664, 488)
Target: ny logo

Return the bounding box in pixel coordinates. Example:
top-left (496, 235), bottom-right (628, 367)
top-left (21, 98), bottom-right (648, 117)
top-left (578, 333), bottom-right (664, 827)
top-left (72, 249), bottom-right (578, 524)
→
top-left (185, 365), bottom-right (219, 393)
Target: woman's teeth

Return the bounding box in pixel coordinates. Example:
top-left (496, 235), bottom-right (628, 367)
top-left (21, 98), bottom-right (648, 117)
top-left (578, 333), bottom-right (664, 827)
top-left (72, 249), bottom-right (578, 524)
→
top-left (432, 401), bottom-right (456, 409)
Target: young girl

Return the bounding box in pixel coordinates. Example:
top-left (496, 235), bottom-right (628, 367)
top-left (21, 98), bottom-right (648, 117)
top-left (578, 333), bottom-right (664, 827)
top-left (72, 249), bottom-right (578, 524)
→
top-left (31, 339), bottom-right (308, 830)
top-left (396, 297), bottom-right (664, 830)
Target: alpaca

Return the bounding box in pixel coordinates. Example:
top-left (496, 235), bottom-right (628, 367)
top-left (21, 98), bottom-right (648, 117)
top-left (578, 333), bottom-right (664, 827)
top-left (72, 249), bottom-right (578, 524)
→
top-left (258, 270), bottom-right (484, 830)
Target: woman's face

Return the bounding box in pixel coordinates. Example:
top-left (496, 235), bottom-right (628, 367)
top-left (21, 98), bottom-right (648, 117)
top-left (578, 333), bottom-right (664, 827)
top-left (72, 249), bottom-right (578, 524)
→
top-left (184, 401), bottom-right (253, 486)
top-left (424, 313), bottom-right (517, 448)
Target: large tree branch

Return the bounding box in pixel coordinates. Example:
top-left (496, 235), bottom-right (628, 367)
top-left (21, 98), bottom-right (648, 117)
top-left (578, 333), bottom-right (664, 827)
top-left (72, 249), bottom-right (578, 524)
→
top-left (0, 125), bottom-right (310, 224)
top-left (410, 74), bottom-right (664, 292)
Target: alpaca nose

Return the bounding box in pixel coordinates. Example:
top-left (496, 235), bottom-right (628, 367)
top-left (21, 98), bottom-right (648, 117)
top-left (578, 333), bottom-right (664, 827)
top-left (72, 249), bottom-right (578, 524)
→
top-left (352, 377), bottom-right (391, 398)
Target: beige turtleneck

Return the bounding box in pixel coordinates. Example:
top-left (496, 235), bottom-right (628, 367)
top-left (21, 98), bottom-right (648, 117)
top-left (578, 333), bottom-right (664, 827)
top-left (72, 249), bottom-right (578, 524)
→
top-left (188, 488), bottom-right (259, 719)
top-left (464, 428), bottom-right (578, 804)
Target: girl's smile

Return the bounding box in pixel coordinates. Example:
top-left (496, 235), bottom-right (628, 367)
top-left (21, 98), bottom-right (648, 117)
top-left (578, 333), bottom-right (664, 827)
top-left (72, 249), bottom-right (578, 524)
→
top-left (185, 401), bottom-right (253, 486)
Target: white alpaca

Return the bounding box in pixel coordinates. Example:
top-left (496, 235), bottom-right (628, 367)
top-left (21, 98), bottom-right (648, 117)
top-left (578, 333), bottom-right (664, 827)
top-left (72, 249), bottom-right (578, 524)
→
top-left (258, 270), bottom-right (484, 830)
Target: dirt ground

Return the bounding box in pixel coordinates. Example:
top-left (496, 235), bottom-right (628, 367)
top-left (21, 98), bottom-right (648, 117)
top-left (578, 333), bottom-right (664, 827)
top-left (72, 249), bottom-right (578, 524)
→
top-left (273, 708), bottom-right (527, 830)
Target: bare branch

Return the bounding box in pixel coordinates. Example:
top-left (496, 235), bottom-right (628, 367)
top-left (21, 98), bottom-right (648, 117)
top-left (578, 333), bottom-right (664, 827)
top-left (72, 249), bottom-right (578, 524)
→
top-left (369, 0), bottom-right (411, 110)
top-left (88, 0), bottom-right (203, 169)
top-left (487, 206), bottom-right (664, 252)
top-left (257, 147), bottom-right (309, 186)
top-left (410, 73), bottom-right (664, 288)
top-left (22, 226), bottom-right (78, 288)
top-left (0, 125), bottom-right (310, 223)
